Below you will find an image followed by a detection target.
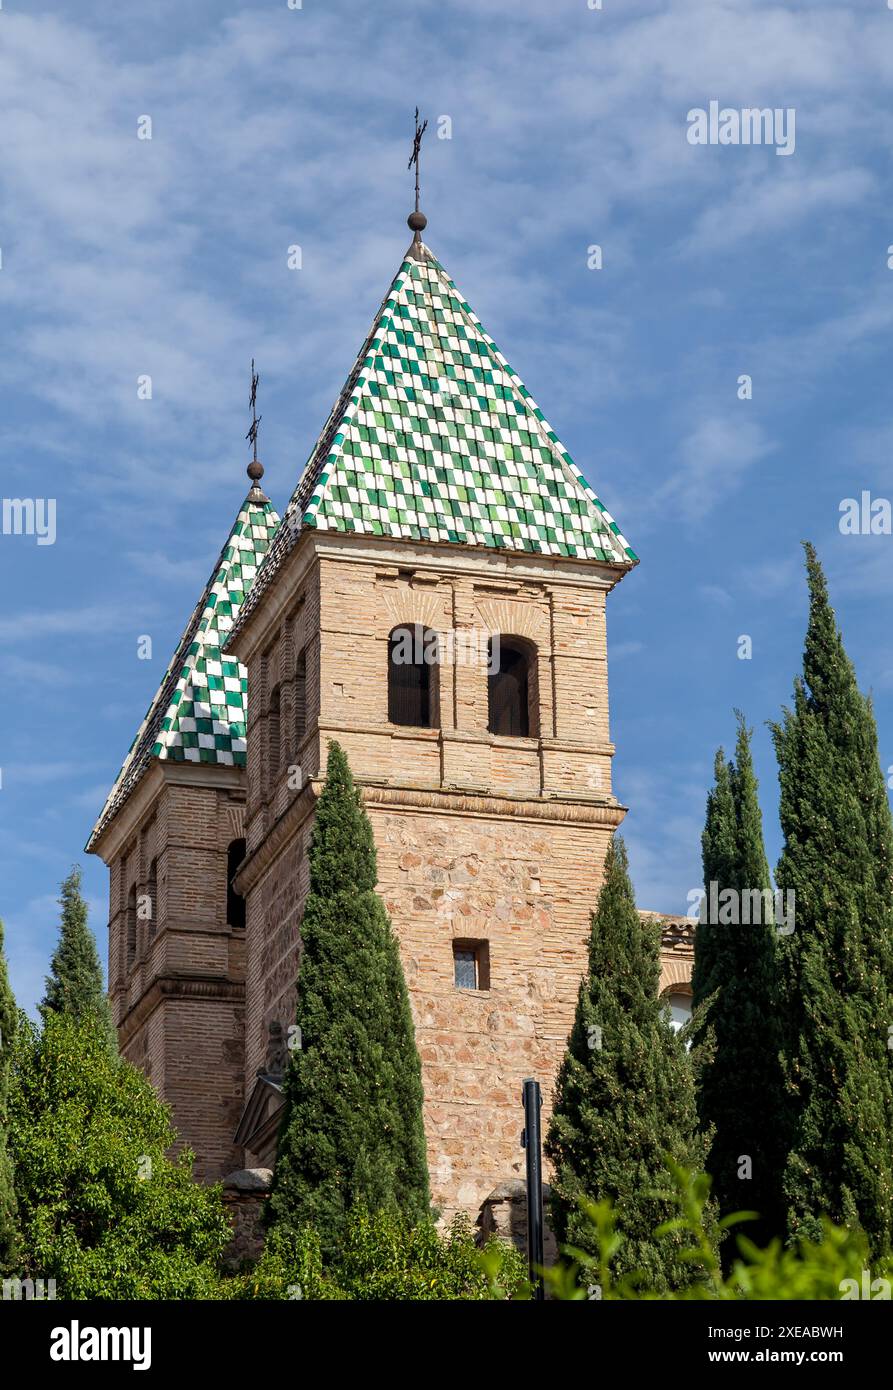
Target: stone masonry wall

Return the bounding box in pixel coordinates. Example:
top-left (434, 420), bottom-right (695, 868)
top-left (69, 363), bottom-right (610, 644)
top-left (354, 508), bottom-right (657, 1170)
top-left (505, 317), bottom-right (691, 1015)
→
top-left (235, 536), bottom-right (628, 1219)
top-left (371, 802), bottom-right (615, 1222)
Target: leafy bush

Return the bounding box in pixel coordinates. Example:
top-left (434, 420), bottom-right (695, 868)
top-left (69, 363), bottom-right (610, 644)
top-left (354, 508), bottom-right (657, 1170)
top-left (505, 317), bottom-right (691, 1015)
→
top-left (335, 1207), bottom-right (526, 1300)
top-left (547, 1159), bottom-right (893, 1301)
top-left (8, 1013), bottom-right (229, 1298)
top-left (223, 1205), bottom-right (528, 1301)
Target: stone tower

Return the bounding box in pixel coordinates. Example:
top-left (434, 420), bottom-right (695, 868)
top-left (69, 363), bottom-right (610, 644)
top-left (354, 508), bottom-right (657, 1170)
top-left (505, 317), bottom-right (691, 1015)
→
top-left (87, 474), bottom-right (279, 1181)
top-left (225, 231), bottom-right (638, 1220)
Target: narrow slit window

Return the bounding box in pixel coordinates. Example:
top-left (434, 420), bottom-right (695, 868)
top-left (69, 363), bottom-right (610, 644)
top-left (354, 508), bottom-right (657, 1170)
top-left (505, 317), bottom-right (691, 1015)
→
top-left (227, 839), bottom-right (246, 931)
top-left (294, 649), bottom-right (307, 744)
top-left (126, 885), bottom-right (137, 969)
top-left (268, 686), bottom-right (281, 785)
top-left (147, 859), bottom-right (158, 941)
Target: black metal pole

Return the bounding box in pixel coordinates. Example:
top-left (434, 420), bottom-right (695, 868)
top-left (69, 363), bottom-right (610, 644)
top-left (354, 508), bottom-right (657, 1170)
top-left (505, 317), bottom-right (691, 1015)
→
top-left (521, 1077), bottom-right (545, 1300)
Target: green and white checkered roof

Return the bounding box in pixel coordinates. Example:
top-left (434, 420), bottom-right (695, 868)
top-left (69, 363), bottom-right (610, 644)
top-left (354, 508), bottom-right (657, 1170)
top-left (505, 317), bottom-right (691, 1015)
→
top-left (234, 241), bottom-right (636, 636)
top-left (87, 493), bottom-right (280, 849)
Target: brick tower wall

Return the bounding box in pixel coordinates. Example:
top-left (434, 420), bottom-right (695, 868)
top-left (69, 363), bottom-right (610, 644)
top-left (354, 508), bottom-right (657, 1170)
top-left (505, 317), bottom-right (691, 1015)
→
top-left (372, 801), bottom-right (613, 1218)
top-left (233, 535), bottom-right (627, 1218)
top-left (104, 771), bottom-right (248, 1182)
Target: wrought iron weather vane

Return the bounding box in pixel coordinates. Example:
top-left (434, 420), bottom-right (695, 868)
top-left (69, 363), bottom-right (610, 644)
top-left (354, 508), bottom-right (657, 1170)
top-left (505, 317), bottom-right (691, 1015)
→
top-left (247, 358), bottom-right (261, 462)
top-left (407, 107), bottom-right (428, 246)
top-left (245, 358), bottom-right (268, 501)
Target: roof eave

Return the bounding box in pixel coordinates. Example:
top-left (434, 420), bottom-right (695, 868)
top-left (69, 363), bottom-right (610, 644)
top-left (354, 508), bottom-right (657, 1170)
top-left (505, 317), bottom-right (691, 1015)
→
top-left (86, 757), bottom-right (247, 865)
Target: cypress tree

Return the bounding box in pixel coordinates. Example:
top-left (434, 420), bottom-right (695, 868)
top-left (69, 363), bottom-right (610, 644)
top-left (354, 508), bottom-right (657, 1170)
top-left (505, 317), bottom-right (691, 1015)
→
top-left (772, 543), bottom-right (893, 1255)
top-left (546, 836), bottom-right (714, 1292)
top-left (267, 741), bottom-right (430, 1252)
top-left (0, 920), bottom-right (18, 1271)
top-left (41, 866), bottom-right (116, 1048)
top-left (691, 715), bottom-right (786, 1255)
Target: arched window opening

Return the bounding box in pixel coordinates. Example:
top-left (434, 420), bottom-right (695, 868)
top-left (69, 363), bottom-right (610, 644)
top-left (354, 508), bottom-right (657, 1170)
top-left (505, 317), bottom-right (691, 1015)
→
top-left (666, 990), bottom-right (693, 1033)
top-left (662, 986), bottom-right (693, 1051)
top-left (388, 624), bottom-right (438, 728)
top-left (227, 839), bottom-right (247, 931)
top-left (488, 637), bottom-right (537, 737)
top-left (294, 648), bottom-right (307, 744)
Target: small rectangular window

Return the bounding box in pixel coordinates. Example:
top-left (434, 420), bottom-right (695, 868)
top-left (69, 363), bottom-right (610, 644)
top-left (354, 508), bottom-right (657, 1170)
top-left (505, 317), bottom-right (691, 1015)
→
top-left (453, 940), bottom-right (490, 990)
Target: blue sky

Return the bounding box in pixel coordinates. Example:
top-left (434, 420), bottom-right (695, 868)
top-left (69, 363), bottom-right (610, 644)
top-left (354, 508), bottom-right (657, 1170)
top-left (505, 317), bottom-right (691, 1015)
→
top-left (2, 0), bottom-right (893, 1014)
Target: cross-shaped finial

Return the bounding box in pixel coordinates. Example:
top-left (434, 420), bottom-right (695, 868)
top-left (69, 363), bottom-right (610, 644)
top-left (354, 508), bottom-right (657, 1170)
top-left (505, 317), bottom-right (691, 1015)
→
top-left (246, 358), bottom-right (261, 462)
top-left (407, 107), bottom-right (428, 243)
top-left (245, 358), bottom-right (267, 499)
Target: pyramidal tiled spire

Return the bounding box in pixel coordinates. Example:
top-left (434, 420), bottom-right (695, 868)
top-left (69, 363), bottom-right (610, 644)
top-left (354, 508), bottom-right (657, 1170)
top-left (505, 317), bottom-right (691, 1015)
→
top-left (87, 486), bottom-right (280, 850)
top-left (234, 240), bottom-right (636, 636)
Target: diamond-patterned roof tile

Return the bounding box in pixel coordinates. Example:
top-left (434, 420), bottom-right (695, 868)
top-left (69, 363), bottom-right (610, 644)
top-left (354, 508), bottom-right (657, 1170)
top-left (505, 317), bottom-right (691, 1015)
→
top-left (233, 242), bottom-right (636, 638)
top-left (87, 492), bottom-right (280, 850)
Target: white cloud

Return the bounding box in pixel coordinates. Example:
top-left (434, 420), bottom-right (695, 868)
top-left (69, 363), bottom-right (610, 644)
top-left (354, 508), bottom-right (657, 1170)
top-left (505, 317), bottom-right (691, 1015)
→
top-left (2, 761), bottom-right (93, 787)
top-left (610, 639), bottom-right (645, 660)
top-left (699, 583), bottom-right (734, 607)
top-left (682, 167), bottom-right (875, 255)
top-left (656, 415), bottom-right (775, 522)
top-left (0, 603), bottom-right (156, 642)
top-left (0, 0), bottom-right (887, 519)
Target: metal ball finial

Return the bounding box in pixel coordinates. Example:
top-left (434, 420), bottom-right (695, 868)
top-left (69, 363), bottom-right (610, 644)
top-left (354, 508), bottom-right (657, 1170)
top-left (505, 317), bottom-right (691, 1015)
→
top-left (407, 109), bottom-right (428, 245)
top-left (246, 456), bottom-right (268, 503)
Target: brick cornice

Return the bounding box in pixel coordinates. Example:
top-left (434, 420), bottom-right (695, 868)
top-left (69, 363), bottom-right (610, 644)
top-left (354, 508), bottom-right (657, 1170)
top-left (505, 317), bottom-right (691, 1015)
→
top-left (116, 974), bottom-right (245, 1048)
top-left (363, 784), bottom-right (627, 826)
top-left (89, 760), bottom-right (245, 865)
top-left (234, 776), bottom-right (626, 896)
top-left (227, 527), bottom-right (629, 666)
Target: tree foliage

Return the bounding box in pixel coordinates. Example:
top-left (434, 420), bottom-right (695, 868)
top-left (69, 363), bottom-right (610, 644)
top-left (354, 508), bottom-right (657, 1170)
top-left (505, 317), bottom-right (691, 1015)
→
top-left (691, 714), bottom-right (786, 1252)
top-left (771, 543), bottom-right (893, 1255)
top-left (41, 866), bottom-right (116, 1050)
top-left (546, 836), bottom-right (715, 1292)
top-left (0, 920), bottom-right (18, 1271)
top-left (8, 1012), bottom-right (228, 1298)
top-left (267, 741), bottom-right (430, 1254)
top-left (225, 1207), bottom-right (527, 1301)
top-left (546, 1160), bottom-right (892, 1302)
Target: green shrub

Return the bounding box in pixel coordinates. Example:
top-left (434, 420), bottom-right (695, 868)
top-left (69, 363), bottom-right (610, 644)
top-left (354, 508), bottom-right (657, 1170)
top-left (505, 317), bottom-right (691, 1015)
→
top-left (547, 1159), bottom-right (893, 1301)
top-left (223, 1205), bottom-right (528, 1301)
top-left (221, 1224), bottom-right (341, 1300)
top-left (336, 1207), bottom-right (526, 1301)
top-left (9, 1013), bottom-right (229, 1299)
